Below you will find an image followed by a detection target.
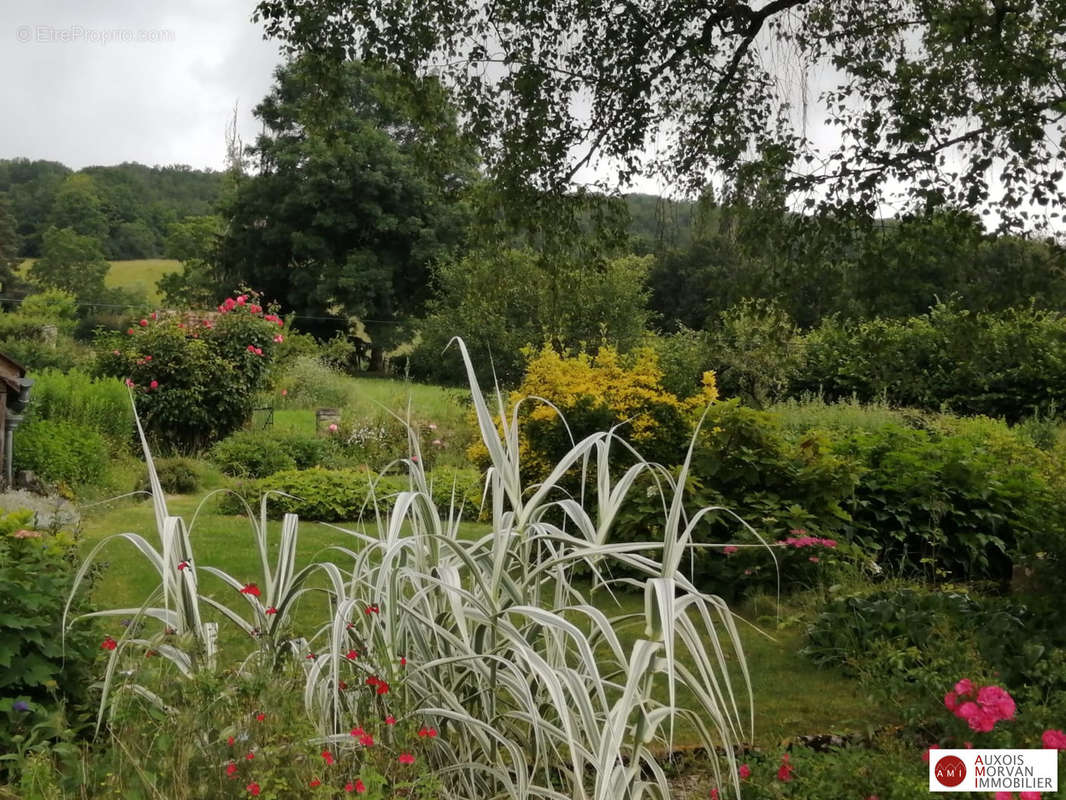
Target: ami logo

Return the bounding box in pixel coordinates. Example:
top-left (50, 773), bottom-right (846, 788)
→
top-left (934, 755), bottom-right (967, 787)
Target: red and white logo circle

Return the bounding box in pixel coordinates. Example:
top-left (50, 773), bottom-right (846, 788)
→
top-left (934, 755), bottom-right (967, 787)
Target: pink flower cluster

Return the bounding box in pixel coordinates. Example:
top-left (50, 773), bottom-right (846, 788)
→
top-left (944, 679), bottom-right (1015, 732)
top-left (777, 535), bottom-right (837, 548)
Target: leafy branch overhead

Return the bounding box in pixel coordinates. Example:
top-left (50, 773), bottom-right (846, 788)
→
top-left (254, 0), bottom-right (1066, 226)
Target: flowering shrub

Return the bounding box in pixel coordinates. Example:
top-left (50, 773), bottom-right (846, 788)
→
top-left (472, 344), bottom-right (718, 480)
top-left (93, 292), bottom-right (286, 451)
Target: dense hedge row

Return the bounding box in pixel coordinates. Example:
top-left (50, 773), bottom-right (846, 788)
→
top-left (796, 304), bottom-right (1066, 421)
top-left (218, 466), bottom-right (484, 521)
top-left (507, 346), bottom-right (1066, 589)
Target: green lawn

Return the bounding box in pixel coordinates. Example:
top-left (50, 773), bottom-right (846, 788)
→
top-left (79, 493), bottom-right (895, 749)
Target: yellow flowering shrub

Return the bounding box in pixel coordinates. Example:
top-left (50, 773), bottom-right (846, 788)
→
top-left (469, 345), bottom-right (718, 479)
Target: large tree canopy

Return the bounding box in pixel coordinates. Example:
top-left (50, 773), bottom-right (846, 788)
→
top-left (253, 0), bottom-right (1066, 228)
top-left (218, 57), bottom-right (477, 357)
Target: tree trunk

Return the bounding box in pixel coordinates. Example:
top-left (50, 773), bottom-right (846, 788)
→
top-left (368, 345), bottom-right (385, 374)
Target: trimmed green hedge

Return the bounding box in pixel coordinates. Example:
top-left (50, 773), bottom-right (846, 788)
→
top-left (218, 466), bottom-right (484, 521)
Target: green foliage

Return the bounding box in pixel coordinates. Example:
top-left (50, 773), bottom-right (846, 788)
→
top-left (412, 247), bottom-right (653, 386)
top-left (93, 293), bottom-right (284, 452)
top-left (29, 226), bottom-right (109, 302)
top-left (219, 57), bottom-right (476, 357)
top-left (139, 457), bottom-right (202, 495)
top-left (13, 420), bottom-right (109, 487)
top-left (220, 466), bottom-right (484, 520)
top-left (805, 587), bottom-right (1066, 732)
top-left (729, 741), bottom-right (927, 800)
top-left (256, 0), bottom-right (1066, 229)
top-left (17, 289), bottom-right (79, 328)
top-left (26, 369), bottom-right (132, 448)
top-left (157, 215), bottom-right (223, 308)
top-left (645, 326), bottom-right (714, 399)
top-left (210, 429), bottom-right (329, 479)
top-left (0, 517), bottom-right (101, 787)
top-left (712, 298), bottom-right (801, 408)
top-left (797, 303), bottom-right (1066, 422)
top-left (275, 356), bottom-right (352, 409)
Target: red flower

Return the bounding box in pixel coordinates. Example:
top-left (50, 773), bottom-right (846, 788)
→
top-left (376, 681), bottom-right (389, 695)
top-left (255, 713), bottom-right (265, 722)
top-left (400, 656), bottom-right (407, 666)
top-left (350, 726), bottom-right (366, 738)
top-left (247, 782), bottom-right (260, 796)
top-left (150, 312), bottom-right (157, 320)
top-left (417, 726), bottom-right (437, 738)
top-left (739, 764), bottom-right (751, 780)
top-left (149, 380), bottom-right (159, 390)
top-left (139, 319), bottom-right (148, 327)
top-left (309, 778), bottom-right (321, 787)
top-left (385, 715), bottom-right (396, 725)
top-left (127, 328), bottom-right (134, 335)
top-left (366, 676), bottom-right (380, 687)
top-left (265, 607), bottom-right (277, 615)
top-left (245, 752), bottom-right (254, 761)
top-left (144, 355), bottom-right (152, 361)
top-left (101, 636), bottom-right (117, 651)
top-left (345, 649), bottom-right (358, 660)
top-left (226, 761), bottom-right (237, 778)
top-left (398, 753), bottom-right (415, 765)
top-left (364, 605), bottom-right (379, 615)
top-left (353, 779), bottom-right (366, 793)
top-left (247, 345), bottom-right (256, 353)
top-left (227, 736), bottom-right (235, 747)
top-left (1042, 729), bottom-right (1066, 749)
top-left (240, 583), bottom-right (261, 597)
top-left (321, 750), bottom-right (334, 765)
top-left (306, 653), bottom-right (316, 660)
top-left (178, 561), bottom-right (189, 571)
top-left (344, 783), bottom-right (355, 793)
top-left (710, 789), bottom-right (719, 800)
top-left (359, 733), bottom-right (374, 747)
top-left (338, 680), bottom-right (348, 690)
top-left (777, 754), bottom-right (793, 782)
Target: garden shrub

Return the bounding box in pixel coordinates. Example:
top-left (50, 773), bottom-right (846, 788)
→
top-left (797, 303), bottom-right (1066, 421)
top-left (805, 586), bottom-right (1066, 733)
top-left (210, 431), bottom-right (298, 479)
top-left (710, 298), bottom-right (803, 408)
top-left (275, 355), bottom-right (352, 409)
top-left (485, 344), bottom-right (718, 482)
top-left (93, 292), bottom-right (286, 452)
top-left (139, 457), bottom-right (202, 495)
top-left (832, 421), bottom-right (1060, 581)
top-left (610, 399), bottom-right (861, 593)
top-left (13, 420), bottom-right (109, 487)
top-left (0, 512), bottom-right (101, 787)
top-left (220, 466), bottom-right (484, 520)
top-left (26, 369), bottom-right (132, 448)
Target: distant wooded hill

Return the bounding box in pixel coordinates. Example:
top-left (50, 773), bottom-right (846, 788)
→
top-left (0, 159), bottom-right (223, 260)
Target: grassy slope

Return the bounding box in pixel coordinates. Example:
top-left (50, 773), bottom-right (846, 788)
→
top-left (18, 258), bottom-right (179, 305)
top-left (105, 259), bottom-right (178, 304)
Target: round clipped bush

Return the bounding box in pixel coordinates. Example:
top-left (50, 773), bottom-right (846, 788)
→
top-left (139, 457), bottom-right (202, 494)
top-left (210, 430), bottom-right (297, 479)
top-left (13, 419), bottom-right (109, 487)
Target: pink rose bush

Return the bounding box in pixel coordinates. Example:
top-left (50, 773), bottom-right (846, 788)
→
top-left (943, 679), bottom-right (1015, 732)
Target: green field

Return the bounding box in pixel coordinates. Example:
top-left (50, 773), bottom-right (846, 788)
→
top-left (19, 258), bottom-right (179, 304)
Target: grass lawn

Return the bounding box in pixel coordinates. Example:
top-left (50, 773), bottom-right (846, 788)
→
top-left (79, 492), bottom-right (896, 750)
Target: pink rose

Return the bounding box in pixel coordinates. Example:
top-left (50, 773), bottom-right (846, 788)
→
top-left (723, 546), bottom-right (739, 555)
top-left (1041, 729), bottom-right (1066, 749)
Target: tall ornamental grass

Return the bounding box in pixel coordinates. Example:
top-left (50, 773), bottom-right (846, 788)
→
top-left (68, 339), bottom-right (759, 799)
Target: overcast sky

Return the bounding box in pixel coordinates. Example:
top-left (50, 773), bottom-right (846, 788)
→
top-left (2, 0), bottom-right (281, 172)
